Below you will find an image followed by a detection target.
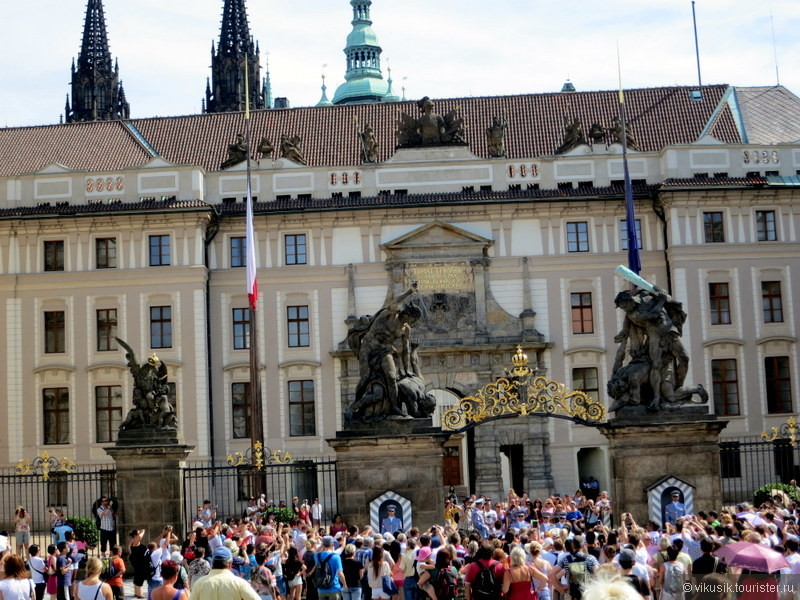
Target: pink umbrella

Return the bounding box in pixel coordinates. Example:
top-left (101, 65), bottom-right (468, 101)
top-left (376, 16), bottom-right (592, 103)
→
top-left (714, 541), bottom-right (789, 573)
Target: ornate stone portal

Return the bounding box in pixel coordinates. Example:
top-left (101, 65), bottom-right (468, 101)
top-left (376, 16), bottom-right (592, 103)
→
top-left (329, 221), bottom-right (554, 518)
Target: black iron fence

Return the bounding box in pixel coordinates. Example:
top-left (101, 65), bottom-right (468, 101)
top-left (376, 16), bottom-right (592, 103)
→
top-left (182, 457), bottom-right (338, 530)
top-left (720, 436), bottom-right (800, 505)
top-left (0, 458), bottom-right (115, 537)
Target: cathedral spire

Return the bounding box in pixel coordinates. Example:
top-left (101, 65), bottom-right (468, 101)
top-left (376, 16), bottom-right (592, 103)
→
top-left (204, 0), bottom-right (266, 113)
top-left (332, 0), bottom-right (390, 105)
top-left (66, 0), bottom-right (129, 122)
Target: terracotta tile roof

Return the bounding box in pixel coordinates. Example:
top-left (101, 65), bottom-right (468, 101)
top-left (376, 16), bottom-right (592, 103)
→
top-left (0, 85), bottom-right (743, 177)
top-left (661, 175), bottom-right (767, 188)
top-left (133, 84), bottom-right (740, 170)
top-left (0, 121), bottom-right (154, 177)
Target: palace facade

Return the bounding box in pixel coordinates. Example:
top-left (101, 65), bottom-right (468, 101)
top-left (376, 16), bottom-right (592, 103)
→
top-left (1, 82), bottom-right (799, 500)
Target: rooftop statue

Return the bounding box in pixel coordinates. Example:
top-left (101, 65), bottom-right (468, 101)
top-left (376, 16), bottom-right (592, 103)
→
top-left (396, 96), bottom-right (466, 148)
top-left (486, 116), bottom-right (507, 158)
top-left (221, 133), bottom-right (248, 169)
top-left (588, 122), bottom-right (606, 143)
top-left (257, 137), bottom-right (274, 160)
top-left (358, 123), bottom-right (379, 163)
top-left (556, 116), bottom-right (586, 154)
top-left (116, 338), bottom-right (177, 431)
top-left (280, 134), bottom-right (307, 165)
top-left (345, 282), bottom-right (436, 423)
top-left (608, 268), bottom-right (707, 414)
top-left (608, 117), bottom-right (639, 151)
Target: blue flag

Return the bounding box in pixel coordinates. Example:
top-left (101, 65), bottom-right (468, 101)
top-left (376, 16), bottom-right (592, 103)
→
top-left (623, 157), bottom-right (642, 274)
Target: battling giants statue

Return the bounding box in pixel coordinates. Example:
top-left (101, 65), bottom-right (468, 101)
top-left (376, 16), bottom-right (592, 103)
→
top-left (608, 267), bottom-right (708, 414)
top-left (116, 337), bottom-right (177, 431)
top-left (346, 283), bottom-right (436, 423)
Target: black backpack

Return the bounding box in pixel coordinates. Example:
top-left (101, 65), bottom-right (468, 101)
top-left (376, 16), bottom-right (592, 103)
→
top-left (143, 550), bottom-right (159, 580)
top-left (313, 553), bottom-right (334, 589)
top-left (434, 568), bottom-right (457, 600)
top-left (471, 560), bottom-right (497, 600)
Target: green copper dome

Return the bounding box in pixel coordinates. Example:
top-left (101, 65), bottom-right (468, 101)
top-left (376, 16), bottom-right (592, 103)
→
top-left (332, 0), bottom-right (391, 105)
top-left (346, 23), bottom-right (379, 47)
top-left (333, 77), bottom-right (389, 104)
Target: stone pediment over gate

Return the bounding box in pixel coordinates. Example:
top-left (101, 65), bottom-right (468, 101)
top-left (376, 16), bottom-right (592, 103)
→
top-left (381, 221), bottom-right (492, 262)
top-left (376, 221), bottom-right (541, 348)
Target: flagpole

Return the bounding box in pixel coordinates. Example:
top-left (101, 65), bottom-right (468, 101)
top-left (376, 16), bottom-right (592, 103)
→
top-left (244, 54), bottom-right (265, 449)
top-left (617, 44), bottom-right (642, 276)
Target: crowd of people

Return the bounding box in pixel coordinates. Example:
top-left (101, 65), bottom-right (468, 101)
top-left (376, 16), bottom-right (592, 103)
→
top-left (3, 488), bottom-right (800, 600)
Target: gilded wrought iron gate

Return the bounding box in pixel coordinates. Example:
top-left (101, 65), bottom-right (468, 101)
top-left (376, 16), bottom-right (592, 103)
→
top-left (0, 454), bottom-right (116, 537)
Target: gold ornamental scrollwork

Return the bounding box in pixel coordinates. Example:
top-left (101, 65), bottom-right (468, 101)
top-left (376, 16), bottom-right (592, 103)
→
top-left (441, 346), bottom-right (607, 432)
top-left (15, 453), bottom-right (77, 481)
top-left (761, 416), bottom-right (798, 447)
top-left (226, 441), bottom-right (292, 469)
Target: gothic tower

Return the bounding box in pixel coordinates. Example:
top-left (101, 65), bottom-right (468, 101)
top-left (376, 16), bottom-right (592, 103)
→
top-left (332, 0), bottom-right (390, 105)
top-left (66, 0), bottom-right (130, 123)
top-left (204, 0), bottom-right (266, 113)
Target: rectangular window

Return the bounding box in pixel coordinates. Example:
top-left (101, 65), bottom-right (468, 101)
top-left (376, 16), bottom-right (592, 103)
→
top-left (285, 234), bottom-right (307, 265)
top-left (96, 309), bottom-right (118, 351)
top-left (43, 387), bottom-right (70, 445)
top-left (44, 240), bottom-right (65, 272)
top-left (766, 356), bottom-right (792, 414)
top-left (709, 283), bottom-right (731, 325)
top-left (572, 367), bottom-right (599, 402)
top-left (703, 212), bottom-right (725, 243)
top-left (762, 281), bottom-right (783, 323)
top-left (44, 311), bottom-right (65, 353)
top-left (288, 379), bottom-right (315, 436)
top-left (95, 385), bottom-right (122, 443)
top-left (149, 235), bottom-right (171, 266)
top-left (230, 236), bottom-right (246, 268)
top-left (287, 305), bottom-right (310, 347)
top-left (570, 292), bottom-right (594, 334)
top-left (756, 210), bottom-right (777, 241)
top-left (712, 359), bottom-right (739, 416)
top-left (232, 308), bottom-right (251, 350)
top-left (566, 222), bottom-right (589, 252)
top-left (95, 238), bottom-right (117, 269)
top-left (150, 306), bottom-right (172, 348)
top-left (232, 382), bottom-right (252, 439)
top-left (620, 219), bottom-right (642, 251)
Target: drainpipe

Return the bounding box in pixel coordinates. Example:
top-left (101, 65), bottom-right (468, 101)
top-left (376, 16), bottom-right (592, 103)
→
top-left (651, 190), bottom-right (673, 295)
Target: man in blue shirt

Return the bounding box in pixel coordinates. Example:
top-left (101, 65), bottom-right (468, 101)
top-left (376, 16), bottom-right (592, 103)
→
top-left (471, 499), bottom-right (489, 538)
top-left (314, 536), bottom-right (345, 600)
top-left (381, 506), bottom-right (402, 534)
top-left (664, 491), bottom-right (686, 526)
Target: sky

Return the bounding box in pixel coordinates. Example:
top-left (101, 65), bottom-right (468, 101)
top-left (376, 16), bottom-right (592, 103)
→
top-left (1, 0), bottom-right (799, 128)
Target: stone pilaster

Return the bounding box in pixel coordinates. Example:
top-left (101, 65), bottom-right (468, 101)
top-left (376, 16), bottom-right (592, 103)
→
top-left (328, 425), bottom-right (449, 529)
top-left (598, 415), bottom-right (727, 525)
top-left (105, 442), bottom-right (195, 539)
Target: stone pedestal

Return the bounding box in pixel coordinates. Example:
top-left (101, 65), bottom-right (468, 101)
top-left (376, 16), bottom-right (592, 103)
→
top-left (328, 421), bottom-right (449, 529)
top-left (105, 437), bottom-right (194, 539)
top-left (599, 414), bottom-right (727, 525)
